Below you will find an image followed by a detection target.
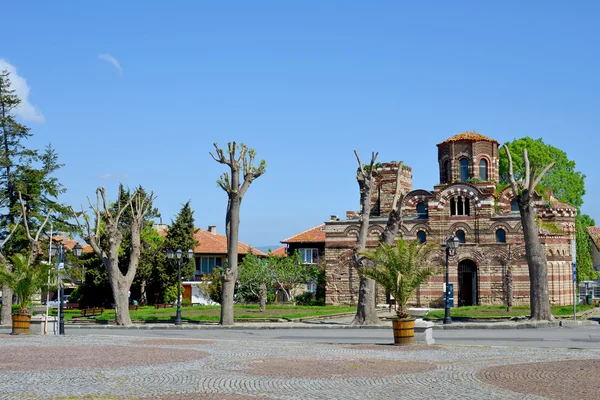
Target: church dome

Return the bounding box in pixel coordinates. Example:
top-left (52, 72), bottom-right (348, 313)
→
top-left (437, 131), bottom-right (499, 147)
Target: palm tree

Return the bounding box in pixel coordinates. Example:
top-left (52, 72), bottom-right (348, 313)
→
top-left (0, 253), bottom-right (52, 314)
top-left (361, 239), bottom-right (438, 318)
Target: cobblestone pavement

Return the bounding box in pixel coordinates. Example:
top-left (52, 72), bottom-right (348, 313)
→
top-left (1, 334), bottom-right (599, 400)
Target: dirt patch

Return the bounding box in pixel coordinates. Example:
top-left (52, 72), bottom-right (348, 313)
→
top-left (0, 345), bottom-right (209, 371)
top-left (477, 359), bottom-right (600, 399)
top-left (237, 357), bottom-right (436, 378)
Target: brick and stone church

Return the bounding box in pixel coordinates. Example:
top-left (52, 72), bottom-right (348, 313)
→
top-left (323, 131), bottom-right (577, 308)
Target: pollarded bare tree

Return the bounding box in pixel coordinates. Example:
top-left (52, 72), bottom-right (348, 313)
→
top-left (381, 162), bottom-right (405, 246)
top-left (504, 145), bottom-right (554, 320)
top-left (0, 214), bottom-right (21, 325)
top-left (351, 151), bottom-right (380, 325)
top-left (210, 142), bottom-right (266, 325)
top-left (73, 186), bottom-right (155, 326)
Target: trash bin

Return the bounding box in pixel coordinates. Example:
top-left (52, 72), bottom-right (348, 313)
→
top-left (586, 294), bottom-right (593, 305)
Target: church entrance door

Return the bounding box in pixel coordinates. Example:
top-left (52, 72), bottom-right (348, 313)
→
top-left (458, 259), bottom-right (478, 307)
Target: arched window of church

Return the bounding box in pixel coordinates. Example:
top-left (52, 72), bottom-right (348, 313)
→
top-left (417, 202), bottom-right (428, 219)
top-left (450, 197), bottom-right (470, 216)
top-left (417, 231), bottom-right (427, 244)
top-left (443, 160), bottom-right (451, 183)
top-left (456, 229), bottom-right (466, 243)
top-left (479, 159), bottom-right (488, 181)
top-left (496, 229), bottom-right (506, 243)
top-left (511, 199), bottom-right (519, 212)
top-left (460, 158), bottom-right (469, 181)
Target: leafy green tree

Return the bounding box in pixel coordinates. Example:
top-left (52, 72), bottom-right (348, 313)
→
top-left (0, 70), bottom-right (69, 325)
top-left (271, 251), bottom-right (309, 303)
top-left (499, 137), bottom-right (594, 282)
top-left (576, 214), bottom-right (597, 281)
top-left (239, 251), bottom-right (273, 312)
top-left (499, 137), bottom-right (585, 208)
top-left (134, 225), bottom-right (166, 305)
top-left (163, 201), bottom-right (197, 285)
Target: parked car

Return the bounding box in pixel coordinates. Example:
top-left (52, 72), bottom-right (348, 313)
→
top-left (47, 295), bottom-right (70, 309)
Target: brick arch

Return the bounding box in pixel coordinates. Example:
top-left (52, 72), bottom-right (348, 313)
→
top-left (407, 223), bottom-right (432, 236)
top-left (343, 226), bottom-right (360, 237)
top-left (368, 226), bottom-right (383, 236)
top-left (488, 221), bottom-right (511, 233)
top-left (437, 184), bottom-right (485, 210)
top-left (449, 222), bottom-right (474, 235)
top-left (457, 256), bottom-right (480, 268)
top-left (476, 155), bottom-right (492, 180)
top-left (513, 222), bottom-right (523, 233)
top-left (403, 190), bottom-right (433, 208)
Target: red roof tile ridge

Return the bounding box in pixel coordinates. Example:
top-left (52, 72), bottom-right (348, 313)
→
top-left (281, 223), bottom-right (326, 243)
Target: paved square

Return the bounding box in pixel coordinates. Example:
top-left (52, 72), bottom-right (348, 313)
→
top-left (1, 334), bottom-right (599, 399)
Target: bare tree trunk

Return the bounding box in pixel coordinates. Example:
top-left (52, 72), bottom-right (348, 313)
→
top-left (211, 142), bottom-right (266, 326)
top-left (259, 282), bottom-right (267, 312)
top-left (504, 145), bottom-right (554, 321)
top-left (1, 284), bottom-right (12, 325)
top-left (351, 151), bottom-right (380, 326)
top-left (505, 265), bottom-right (513, 312)
top-left (140, 279), bottom-right (147, 305)
top-left (520, 201), bottom-right (553, 320)
top-left (221, 197), bottom-right (239, 325)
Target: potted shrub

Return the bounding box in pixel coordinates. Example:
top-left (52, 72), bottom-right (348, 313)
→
top-left (0, 253), bottom-right (52, 335)
top-left (361, 239), bottom-right (438, 345)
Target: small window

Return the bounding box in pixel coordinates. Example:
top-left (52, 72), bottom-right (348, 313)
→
top-left (479, 159), bottom-right (488, 181)
top-left (460, 159), bottom-right (469, 182)
top-left (417, 231), bottom-right (427, 244)
top-left (450, 198), bottom-right (456, 216)
top-left (443, 160), bottom-right (451, 183)
top-left (417, 202), bottom-right (428, 218)
top-left (450, 197), bottom-right (470, 216)
top-left (456, 230), bottom-right (466, 243)
top-left (511, 199), bottom-right (519, 212)
top-left (496, 229), bottom-right (506, 243)
top-left (300, 248), bottom-right (316, 264)
top-left (196, 256), bottom-right (222, 275)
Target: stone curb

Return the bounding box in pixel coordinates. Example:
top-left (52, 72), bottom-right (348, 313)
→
top-left (1, 319), bottom-right (592, 331)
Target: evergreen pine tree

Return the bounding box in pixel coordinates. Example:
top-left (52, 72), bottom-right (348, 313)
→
top-left (163, 201), bottom-right (197, 284)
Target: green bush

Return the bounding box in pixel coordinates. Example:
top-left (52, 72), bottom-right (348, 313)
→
top-left (181, 298), bottom-right (191, 307)
top-left (163, 285), bottom-right (178, 304)
top-left (295, 291), bottom-right (315, 306)
top-left (203, 268), bottom-right (222, 304)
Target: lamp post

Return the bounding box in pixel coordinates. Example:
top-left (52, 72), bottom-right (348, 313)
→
top-left (167, 248), bottom-right (194, 325)
top-left (444, 236), bottom-right (460, 325)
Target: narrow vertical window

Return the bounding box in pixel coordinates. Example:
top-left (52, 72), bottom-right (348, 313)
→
top-left (511, 199), bottom-right (519, 212)
top-left (417, 231), bottom-right (427, 244)
top-left (460, 159), bottom-right (469, 181)
top-left (458, 197), bottom-right (464, 215)
top-left (450, 198), bottom-right (456, 216)
top-left (479, 159), bottom-right (488, 181)
top-left (456, 229), bottom-right (466, 243)
top-left (443, 160), bottom-right (451, 183)
top-left (417, 202), bottom-right (427, 218)
top-left (465, 198), bottom-right (470, 216)
top-left (496, 229), bottom-right (506, 243)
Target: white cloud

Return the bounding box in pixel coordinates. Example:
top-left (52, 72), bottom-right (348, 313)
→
top-left (0, 59), bottom-right (45, 123)
top-left (97, 53), bottom-right (123, 75)
top-left (100, 173), bottom-right (129, 180)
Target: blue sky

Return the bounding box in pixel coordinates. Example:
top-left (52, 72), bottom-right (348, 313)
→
top-left (2, 1), bottom-right (599, 247)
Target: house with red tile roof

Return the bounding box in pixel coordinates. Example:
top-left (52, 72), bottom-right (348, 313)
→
top-left (280, 221), bottom-right (329, 265)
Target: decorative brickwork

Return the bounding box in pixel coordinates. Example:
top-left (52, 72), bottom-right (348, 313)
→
top-left (325, 132), bottom-right (577, 308)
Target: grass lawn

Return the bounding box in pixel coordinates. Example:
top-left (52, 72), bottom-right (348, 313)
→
top-left (425, 304), bottom-right (596, 319)
top-left (55, 304), bottom-right (357, 323)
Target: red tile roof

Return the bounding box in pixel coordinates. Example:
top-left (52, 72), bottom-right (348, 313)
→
top-left (281, 224), bottom-right (326, 244)
top-left (587, 226), bottom-right (600, 249)
top-left (271, 246), bottom-right (288, 256)
top-left (49, 235), bottom-right (94, 254)
top-left (158, 228), bottom-right (265, 256)
top-left (437, 131), bottom-right (499, 146)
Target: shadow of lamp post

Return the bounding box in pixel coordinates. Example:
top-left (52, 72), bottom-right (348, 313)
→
top-left (167, 248), bottom-right (194, 325)
top-left (444, 236), bottom-right (460, 325)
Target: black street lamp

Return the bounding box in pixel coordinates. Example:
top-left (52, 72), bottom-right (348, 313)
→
top-left (444, 236), bottom-right (460, 325)
top-left (167, 248), bottom-right (194, 325)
